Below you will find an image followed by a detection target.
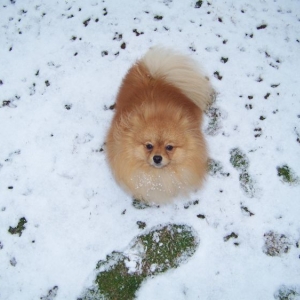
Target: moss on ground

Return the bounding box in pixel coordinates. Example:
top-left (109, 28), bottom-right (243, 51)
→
top-left (277, 165), bottom-right (299, 185)
top-left (132, 199), bottom-right (152, 209)
top-left (229, 148), bottom-right (256, 197)
top-left (263, 231), bottom-right (292, 257)
top-left (239, 171), bottom-right (255, 198)
top-left (79, 224), bottom-right (199, 300)
top-left (205, 106), bottom-right (223, 136)
top-left (207, 158), bottom-right (230, 177)
top-left (230, 148), bottom-right (249, 171)
top-left (8, 217), bottom-right (27, 237)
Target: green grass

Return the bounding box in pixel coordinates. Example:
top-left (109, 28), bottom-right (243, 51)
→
top-left (229, 148), bottom-right (256, 197)
top-left (8, 217), bottom-right (27, 237)
top-left (132, 199), bottom-right (154, 209)
top-left (239, 171), bottom-right (255, 198)
top-left (96, 254), bottom-right (143, 300)
top-left (277, 165), bottom-right (299, 185)
top-left (79, 224), bottom-right (199, 300)
top-left (205, 106), bottom-right (222, 136)
top-left (229, 148), bottom-right (249, 171)
top-left (207, 158), bottom-right (229, 177)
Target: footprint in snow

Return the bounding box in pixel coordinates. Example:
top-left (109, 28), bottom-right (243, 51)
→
top-left (79, 224), bottom-right (199, 300)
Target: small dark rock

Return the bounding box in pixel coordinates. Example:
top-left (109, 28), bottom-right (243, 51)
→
top-left (220, 57), bottom-right (228, 63)
top-left (195, 0), bottom-right (203, 8)
top-left (83, 18), bottom-right (91, 27)
top-left (10, 257), bottom-right (17, 267)
top-left (137, 221), bottom-right (146, 229)
top-left (241, 206), bottom-right (254, 216)
top-left (214, 71), bottom-right (222, 80)
top-left (271, 83), bottom-right (280, 88)
top-left (197, 214), bottom-right (205, 219)
top-left (224, 232), bottom-right (238, 242)
top-left (257, 24), bottom-right (267, 30)
top-left (154, 15), bottom-right (163, 21)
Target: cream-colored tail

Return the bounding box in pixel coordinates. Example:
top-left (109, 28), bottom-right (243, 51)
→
top-left (141, 47), bottom-right (214, 111)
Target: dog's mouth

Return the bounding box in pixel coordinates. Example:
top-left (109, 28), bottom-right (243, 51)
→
top-left (152, 162), bottom-right (164, 169)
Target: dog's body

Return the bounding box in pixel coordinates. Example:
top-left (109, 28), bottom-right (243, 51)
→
top-left (106, 47), bottom-right (214, 204)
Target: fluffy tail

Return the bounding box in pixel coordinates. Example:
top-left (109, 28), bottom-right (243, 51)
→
top-left (140, 47), bottom-right (214, 111)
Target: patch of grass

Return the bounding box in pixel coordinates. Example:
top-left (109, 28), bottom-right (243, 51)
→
top-left (277, 165), bottom-right (299, 185)
top-left (132, 199), bottom-right (159, 209)
top-left (205, 106), bottom-right (223, 136)
top-left (230, 148), bottom-right (256, 197)
top-left (8, 217), bottom-right (27, 237)
top-left (263, 231), bottom-right (292, 257)
top-left (97, 254), bottom-right (143, 300)
top-left (230, 148), bottom-right (249, 171)
top-left (207, 159), bottom-right (230, 177)
top-left (139, 224), bottom-right (198, 275)
top-left (239, 171), bottom-right (255, 198)
top-left (79, 224), bottom-right (199, 300)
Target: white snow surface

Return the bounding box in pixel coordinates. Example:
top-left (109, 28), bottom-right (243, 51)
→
top-left (1, 0), bottom-right (300, 299)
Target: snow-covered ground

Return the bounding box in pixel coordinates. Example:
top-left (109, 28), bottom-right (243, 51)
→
top-left (1, 0), bottom-right (300, 299)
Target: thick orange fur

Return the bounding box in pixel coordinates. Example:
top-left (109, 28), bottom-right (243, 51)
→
top-left (106, 47), bottom-right (213, 204)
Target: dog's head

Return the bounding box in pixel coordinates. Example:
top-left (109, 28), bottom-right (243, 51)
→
top-left (119, 101), bottom-right (201, 170)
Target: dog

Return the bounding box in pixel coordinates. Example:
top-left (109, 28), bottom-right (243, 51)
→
top-left (106, 47), bottom-right (214, 204)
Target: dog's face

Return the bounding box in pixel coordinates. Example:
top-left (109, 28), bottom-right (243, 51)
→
top-left (118, 97), bottom-right (201, 172)
top-left (129, 114), bottom-right (189, 170)
top-left (143, 139), bottom-right (176, 168)
top-left (145, 142), bottom-right (173, 168)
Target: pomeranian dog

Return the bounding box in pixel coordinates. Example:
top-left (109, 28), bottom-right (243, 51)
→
top-left (106, 47), bottom-right (214, 204)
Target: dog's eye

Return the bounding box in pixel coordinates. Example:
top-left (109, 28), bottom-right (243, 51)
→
top-left (165, 145), bottom-right (173, 151)
top-left (146, 143), bottom-right (153, 150)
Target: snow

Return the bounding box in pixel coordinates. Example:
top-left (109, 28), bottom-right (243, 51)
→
top-left (0, 0), bottom-right (300, 299)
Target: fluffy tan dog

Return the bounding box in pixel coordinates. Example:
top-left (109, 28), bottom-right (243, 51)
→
top-left (106, 47), bottom-right (214, 204)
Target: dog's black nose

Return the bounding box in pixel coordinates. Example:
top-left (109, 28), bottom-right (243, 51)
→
top-left (153, 155), bottom-right (162, 164)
